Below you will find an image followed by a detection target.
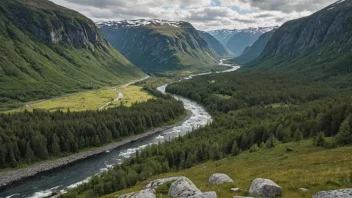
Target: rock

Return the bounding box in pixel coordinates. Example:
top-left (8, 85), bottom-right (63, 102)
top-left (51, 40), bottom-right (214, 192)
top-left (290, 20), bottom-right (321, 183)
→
top-left (248, 178), bottom-right (282, 197)
top-left (118, 189), bottom-right (156, 198)
top-left (299, 188), bottom-right (309, 192)
top-left (233, 197), bottom-right (254, 198)
top-left (209, 173), bottom-right (234, 185)
top-left (191, 191), bottom-right (217, 198)
top-left (168, 176), bottom-right (202, 197)
top-left (312, 189), bottom-right (352, 198)
top-left (231, 188), bottom-right (240, 192)
top-left (143, 176), bottom-right (180, 191)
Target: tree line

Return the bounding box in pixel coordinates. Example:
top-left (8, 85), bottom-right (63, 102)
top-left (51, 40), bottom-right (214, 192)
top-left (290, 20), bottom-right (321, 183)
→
top-left (62, 72), bottom-right (352, 197)
top-left (0, 97), bottom-right (185, 168)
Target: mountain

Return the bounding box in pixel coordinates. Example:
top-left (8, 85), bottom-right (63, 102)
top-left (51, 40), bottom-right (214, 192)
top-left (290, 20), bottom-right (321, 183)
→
top-left (97, 19), bottom-right (217, 72)
top-left (246, 0), bottom-right (352, 84)
top-left (225, 27), bottom-right (276, 55)
top-left (0, 0), bottom-right (144, 110)
top-left (231, 29), bottom-right (276, 64)
top-left (198, 31), bottom-right (233, 57)
top-left (208, 27), bottom-right (276, 55)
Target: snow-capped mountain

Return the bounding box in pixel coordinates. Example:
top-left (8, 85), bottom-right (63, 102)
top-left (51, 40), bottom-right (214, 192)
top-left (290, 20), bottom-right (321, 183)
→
top-left (208, 26), bottom-right (278, 55)
top-left (96, 19), bottom-right (185, 29)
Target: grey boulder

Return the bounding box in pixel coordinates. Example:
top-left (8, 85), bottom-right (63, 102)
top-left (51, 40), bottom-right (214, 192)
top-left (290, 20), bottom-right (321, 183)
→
top-left (168, 176), bottom-right (217, 198)
top-left (143, 176), bottom-right (180, 191)
top-left (119, 189), bottom-right (156, 198)
top-left (312, 189), bottom-right (352, 198)
top-left (209, 173), bottom-right (234, 185)
top-left (248, 178), bottom-right (282, 197)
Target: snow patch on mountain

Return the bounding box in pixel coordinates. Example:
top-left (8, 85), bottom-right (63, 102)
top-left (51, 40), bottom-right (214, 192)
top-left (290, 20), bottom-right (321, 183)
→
top-left (96, 19), bottom-right (185, 29)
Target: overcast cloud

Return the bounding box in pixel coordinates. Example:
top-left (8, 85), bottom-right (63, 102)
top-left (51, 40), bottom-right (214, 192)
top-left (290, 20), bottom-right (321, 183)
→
top-left (50, 0), bottom-right (336, 30)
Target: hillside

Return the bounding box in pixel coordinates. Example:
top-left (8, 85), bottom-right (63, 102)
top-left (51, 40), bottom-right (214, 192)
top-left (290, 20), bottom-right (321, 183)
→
top-left (97, 20), bottom-right (217, 72)
top-left (0, 0), bottom-right (144, 111)
top-left (245, 0), bottom-right (352, 85)
top-left (232, 29), bottom-right (276, 64)
top-left (198, 31), bottom-right (233, 57)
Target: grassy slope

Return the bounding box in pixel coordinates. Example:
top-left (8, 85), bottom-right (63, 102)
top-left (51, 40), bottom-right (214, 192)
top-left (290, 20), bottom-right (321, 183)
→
top-left (0, 0), bottom-right (144, 111)
top-left (104, 139), bottom-right (352, 198)
top-left (106, 85), bottom-right (154, 108)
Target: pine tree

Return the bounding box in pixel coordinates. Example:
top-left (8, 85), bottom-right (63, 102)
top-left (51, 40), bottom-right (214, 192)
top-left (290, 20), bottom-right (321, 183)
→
top-left (294, 129), bottom-right (303, 142)
top-left (231, 141), bottom-right (240, 156)
top-left (315, 132), bottom-right (326, 147)
top-left (52, 134), bottom-right (61, 156)
top-left (336, 115), bottom-right (352, 145)
top-left (25, 142), bottom-right (34, 164)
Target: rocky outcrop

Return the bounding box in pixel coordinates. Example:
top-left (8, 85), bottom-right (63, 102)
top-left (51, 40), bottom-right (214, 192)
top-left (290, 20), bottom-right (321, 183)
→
top-left (168, 176), bottom-right (217, 198)
top-left (312, 188), bottom-right (352, 198)
top-left (208, 173), bottom-right (234, 185)
top-left (248, 178), bottom-right (282, 197)
top-left (143, 176), bottom-right (180, 192)
top-left (119, 189), bottom-right (156, 198)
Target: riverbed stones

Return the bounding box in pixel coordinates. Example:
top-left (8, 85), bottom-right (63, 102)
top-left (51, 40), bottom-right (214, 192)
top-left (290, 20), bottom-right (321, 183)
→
top-left (209, 173), bottom-right (234, 185)
top-left (248, 178), bottom-right (282, 197)
top-left (312, 189), bottom-right (352, 198)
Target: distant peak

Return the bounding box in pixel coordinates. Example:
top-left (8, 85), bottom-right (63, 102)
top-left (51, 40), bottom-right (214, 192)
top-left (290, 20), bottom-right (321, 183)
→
top-left (96, 19), bottom-right (187, 28)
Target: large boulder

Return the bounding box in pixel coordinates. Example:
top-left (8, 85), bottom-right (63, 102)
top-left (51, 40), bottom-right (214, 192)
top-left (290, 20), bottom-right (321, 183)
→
top-left (168, 176), bottom-right (202, 197)
top-left (119, 189), bottom-right (156, 198)
top-left (312, 189), bottom-right (352, 198)
top-left (209, 173), bottom-right (234, 185)
top-left (248, 178), bottom-right (282, 197)
top-left (190, 191), bottom-right (217, 198)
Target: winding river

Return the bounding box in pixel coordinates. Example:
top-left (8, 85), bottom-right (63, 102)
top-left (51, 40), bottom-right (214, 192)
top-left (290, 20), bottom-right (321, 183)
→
top-left (0, 60), bottom-right (239, 198)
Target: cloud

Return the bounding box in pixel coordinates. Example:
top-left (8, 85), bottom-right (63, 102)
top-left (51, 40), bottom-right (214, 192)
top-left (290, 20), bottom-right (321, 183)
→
top-left (50, 0), bottom-right (337, 31)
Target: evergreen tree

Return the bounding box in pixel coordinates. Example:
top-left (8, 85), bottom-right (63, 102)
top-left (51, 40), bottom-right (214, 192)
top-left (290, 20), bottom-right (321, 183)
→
top-left (336, 115), bottom-right (352, 145)
top-left (25, 142), bottom-right (34, 164)
top-left (52, 134), bottom-right (61, 156)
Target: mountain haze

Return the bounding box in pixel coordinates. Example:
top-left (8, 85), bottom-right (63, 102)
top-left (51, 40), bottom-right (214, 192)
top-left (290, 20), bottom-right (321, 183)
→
top-left (0, 0), bottom-right (144, 110)
top-left (232, 30), bottom-right (276, 64)
top-left (198, 31), bottom-right (233, 57)
top-left (98, 20), bottom-right (217, 72)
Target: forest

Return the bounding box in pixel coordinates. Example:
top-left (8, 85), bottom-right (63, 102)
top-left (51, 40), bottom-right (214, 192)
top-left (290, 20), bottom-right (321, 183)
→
top-left (61, 71), bottom-right (352, 197)
top-left (0, 95), bottom-right (185, 169)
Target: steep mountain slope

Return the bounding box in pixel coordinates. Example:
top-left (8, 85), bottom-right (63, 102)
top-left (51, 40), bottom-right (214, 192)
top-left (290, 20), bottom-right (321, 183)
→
top-left (198, 31), bottom-right (233, 57)
top-left (226, 27), bottom-right (276, 55)
top-left (246, 0), bottom-right (352, 84)
top-left (232, 30), bottom-right (276, 64)
top-left (0, 0), bottom-right (144, 110)
top-left (97, 20), bottom-right (217, 72)
top-left (208, 27), bottom-right (276, 55)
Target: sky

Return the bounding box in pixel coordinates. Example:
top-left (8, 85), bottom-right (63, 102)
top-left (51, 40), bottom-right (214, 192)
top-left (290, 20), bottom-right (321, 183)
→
top-left (50, 0), bottom-right (337, 31)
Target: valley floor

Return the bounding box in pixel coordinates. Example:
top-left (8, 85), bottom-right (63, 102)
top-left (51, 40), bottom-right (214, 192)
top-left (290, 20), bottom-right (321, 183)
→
top-left (104, 139), bottom-right (352, 198)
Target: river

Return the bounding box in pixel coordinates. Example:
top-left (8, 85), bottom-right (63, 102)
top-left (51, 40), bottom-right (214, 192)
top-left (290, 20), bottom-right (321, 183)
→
top-left (0, 60), bottom-right (239, 198)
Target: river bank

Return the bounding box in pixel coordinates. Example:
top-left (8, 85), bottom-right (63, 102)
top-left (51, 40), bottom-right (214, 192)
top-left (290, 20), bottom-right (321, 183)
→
top-left (0, 111), bottom-right (192, 190)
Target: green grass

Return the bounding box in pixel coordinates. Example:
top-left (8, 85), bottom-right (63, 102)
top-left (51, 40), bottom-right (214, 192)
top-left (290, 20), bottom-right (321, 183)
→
top-left (103, 139), bottom-right (352, 198)
top-left (0, 0), bottom-right (144, 111)
top-left (106, 86), bottom-right (154, 108)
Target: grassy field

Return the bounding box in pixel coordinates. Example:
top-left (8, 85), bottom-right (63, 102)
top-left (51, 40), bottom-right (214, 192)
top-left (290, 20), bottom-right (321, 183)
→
top-left (106, 86), bottom-right (154, 108)
top-left (5, 89), bottom-right (118, 113)
top-left (103, 139), bottom-right (352, 198)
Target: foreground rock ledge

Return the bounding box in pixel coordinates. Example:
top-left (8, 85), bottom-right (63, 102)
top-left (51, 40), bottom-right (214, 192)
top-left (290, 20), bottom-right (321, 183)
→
top-left (313, 188), bottom-right (352, 198)
top-left (248, 178), bottom-right (282, 197)
top-left (0, 112), bottom-right (192, 189)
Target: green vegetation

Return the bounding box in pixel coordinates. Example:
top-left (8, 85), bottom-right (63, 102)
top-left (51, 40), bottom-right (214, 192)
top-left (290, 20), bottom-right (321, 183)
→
top-left (62, 71), bottom-right (352, 197)
top-left (0, 0), bottom-right (144, 111)
top-left (106, 86), bottom-right (154, 108)
top-left (0, 96), bottom-right (185, 169)
top-left (103, 139), bottom-right (352, 198)
top-left (99, 21), bottom-right (217, 72)
top-left (6, 89), bottom-right (118, 113)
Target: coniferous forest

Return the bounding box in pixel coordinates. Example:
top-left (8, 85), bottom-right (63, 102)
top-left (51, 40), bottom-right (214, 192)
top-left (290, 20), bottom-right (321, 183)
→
top-left (0, 96), bottom-right (184, 169)
top-left (61, 72), bottom-right (352, 197)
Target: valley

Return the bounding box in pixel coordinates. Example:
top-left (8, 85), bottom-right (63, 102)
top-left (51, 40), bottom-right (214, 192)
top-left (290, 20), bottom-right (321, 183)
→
top-left (1, 0), bottom-right (352, 198)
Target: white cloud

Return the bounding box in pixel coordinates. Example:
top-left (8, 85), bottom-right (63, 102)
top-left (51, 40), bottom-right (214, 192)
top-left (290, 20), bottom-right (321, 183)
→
top-left (50, 0), bottom-right (337, 31)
